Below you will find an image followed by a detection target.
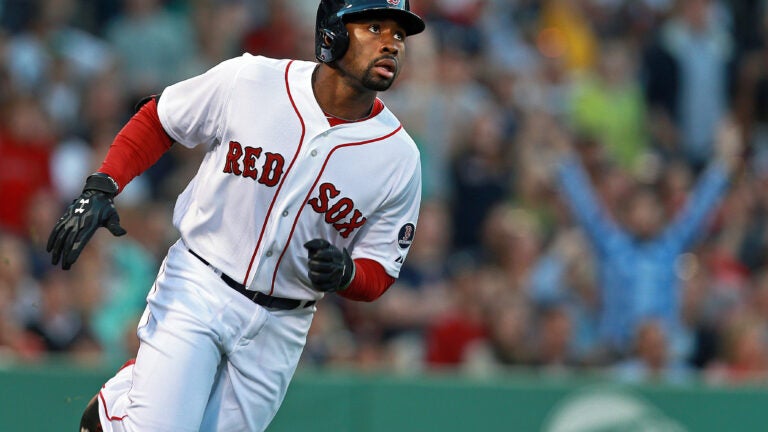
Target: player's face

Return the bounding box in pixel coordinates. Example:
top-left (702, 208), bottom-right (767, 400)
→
top-left (341, 18), bottom-right (406, 91)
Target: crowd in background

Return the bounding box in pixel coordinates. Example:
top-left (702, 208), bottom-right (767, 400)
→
top-left (1, 0), bottom-right (768, 386)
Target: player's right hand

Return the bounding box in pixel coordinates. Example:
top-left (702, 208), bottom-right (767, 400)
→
top-left (304, 239), bottom-right (355, 292)
top-left (47, 173), bottom-right (126, 270)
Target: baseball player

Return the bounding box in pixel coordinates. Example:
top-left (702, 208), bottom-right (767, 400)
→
top-left (47, 1), bottom-right (424, 431)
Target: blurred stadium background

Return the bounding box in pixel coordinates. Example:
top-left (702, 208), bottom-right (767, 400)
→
top-left (1, 0), bottom-right (768, 430)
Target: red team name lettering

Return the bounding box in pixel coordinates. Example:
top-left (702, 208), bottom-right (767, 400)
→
top-left (308, 182), bottom-right (367, 238)
top-left (223, 141), bottom-right (285, 186)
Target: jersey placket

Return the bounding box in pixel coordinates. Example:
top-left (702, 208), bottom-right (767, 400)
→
top-left (248, 127), bottom-right (333, 294)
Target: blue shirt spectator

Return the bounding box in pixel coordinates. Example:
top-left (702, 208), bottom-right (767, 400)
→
top-left (555, 140), bottom-right (733, 359)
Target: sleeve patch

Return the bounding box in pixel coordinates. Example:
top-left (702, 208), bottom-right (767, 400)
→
top-left (397, 223), bottom-right (416, 249)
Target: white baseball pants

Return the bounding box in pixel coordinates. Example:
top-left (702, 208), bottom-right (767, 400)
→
top-left (97, 239), bottom-right (315, 432)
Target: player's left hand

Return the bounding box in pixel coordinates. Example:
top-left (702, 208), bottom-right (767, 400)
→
top-left (303, 239), bottom-right (354, 292)
top-left (47, 173), bottom-right (126, 270)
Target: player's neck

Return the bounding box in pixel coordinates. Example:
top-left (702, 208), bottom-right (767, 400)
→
top-left (312, 64), bottom-right (377, 122)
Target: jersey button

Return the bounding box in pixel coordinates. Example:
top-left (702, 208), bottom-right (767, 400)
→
top-left (311, 150), bottom-right (318, 157)
top-left (265, 251), bottom-right (273, 257)
top-left (282, 210), bottom-right (289, 217)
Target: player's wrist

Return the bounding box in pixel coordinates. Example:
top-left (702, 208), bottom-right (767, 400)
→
top-left (338, 249), bottom-right (355, 291)
top-left (83, 172), bottom-right (120, 197)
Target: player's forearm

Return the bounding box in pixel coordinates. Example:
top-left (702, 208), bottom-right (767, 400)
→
top-left (98, 98), bottom-right (174, 192)
top-left (337, 258), bottom-right (395, 302)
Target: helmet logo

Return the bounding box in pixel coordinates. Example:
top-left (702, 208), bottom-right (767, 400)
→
top-left (387, 0), bottom-right (401, 5)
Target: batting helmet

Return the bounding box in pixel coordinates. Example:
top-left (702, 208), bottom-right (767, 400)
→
top-left (315, 0), bottom-right (426, 63)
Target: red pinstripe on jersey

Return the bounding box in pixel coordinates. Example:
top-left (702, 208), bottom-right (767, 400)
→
top-left (243, 60), bottom-right (306, 285)
top-left (269, 125), bottom-right (403, 295)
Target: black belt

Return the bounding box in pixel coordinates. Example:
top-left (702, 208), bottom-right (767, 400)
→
top-left (188, 248), bottom-right (316, 310)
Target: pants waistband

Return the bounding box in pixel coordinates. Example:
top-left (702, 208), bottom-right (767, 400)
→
top-left (187, 248), bottom-right (316, 310)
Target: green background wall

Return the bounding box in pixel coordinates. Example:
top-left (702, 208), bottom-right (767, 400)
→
top-left (1, 364), bottom-right (766, 431)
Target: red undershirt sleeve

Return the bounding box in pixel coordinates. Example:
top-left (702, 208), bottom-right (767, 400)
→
top-left (337, 258), bottom-right (396, 302)
top-left (98, 98), bottom-right (174, 193)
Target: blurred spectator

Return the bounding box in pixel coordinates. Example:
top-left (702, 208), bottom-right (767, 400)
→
top-left (549, 117), bottom-right (740, 361)
top-left (0, 96), bottom-right (55, 235)
top-left (706, 313), bottom-right (768, 384)
top-left (425, 264), bottom-right (490, 367)
top-left (733, 5), bottom-right (768, 228)
top-left (385, 42), bottom-right (491, 199)
top-left (23, 190), bottom-right (62, 277)
top-left (105, 0), bottom-right (195, 99)
top-left (374, 200), bottom-right (453, 370)
top-left (185, 0), bottom-right (251, 75)
top-left (4, 0), bottom-right (114, 94)
top-left (531, 303), bottom-right (581, 373)
top-left (479, 204), bottom-right (545, 293)
top-left (530, 229), bottom-right (601, 362)
top-left (242, 0), bottom-right (304, 60)
top-left (87, 232), bottom-right (158, 367)
top-left (480, 0), bottom-right (542, 76)
top-left (464, 291), bottom-right (532, 374)
top-left (538, 0), bottom-right (599, 73)
top-left (23, 268), bottom-right (98, 355)
top-left (0, 231), bottom-right (43, 359)
top-left (641, 0), bottom-right (734, 170)
top-left (449, 112), bottom-right (513, 252)
top-left (569, 38), bottom-right (649, 173)
top-left (300, 299), bottom-right (356, 368)
top-left (424, 0), bottom-right (485, 55)
top-left (613, 319), bottom-right (694, 384)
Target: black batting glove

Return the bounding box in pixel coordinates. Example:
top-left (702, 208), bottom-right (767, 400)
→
top-left (304, 239), bottom-right (355, 292)
top-left (47, 173), bottom-right (126, 270)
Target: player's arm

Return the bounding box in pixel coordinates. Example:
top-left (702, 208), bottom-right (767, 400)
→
top-left (47, 97), bottom-right (174, 270)
top-left (303, 239), bottom-right (395, 301)
top-left (98, 96), bottom-right (175, 192)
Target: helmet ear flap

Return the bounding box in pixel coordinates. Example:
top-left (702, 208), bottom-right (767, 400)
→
top-left (315, 0), bottom-right (350, 63)
top-left (322, 31), bottom-right (333, 48)
top-left (317, 28), bottom-right (335, 62)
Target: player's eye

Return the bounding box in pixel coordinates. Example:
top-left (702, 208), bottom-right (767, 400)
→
top-left (394, 31), bottom-right (405, 41)
top-left (368, 24), bottom-right (380, 33)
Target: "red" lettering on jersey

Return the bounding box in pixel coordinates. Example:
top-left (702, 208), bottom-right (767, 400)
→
top-left (308, 182), bottom-right (367, 238)
top-left (223, 141), bottom-right (285, 187)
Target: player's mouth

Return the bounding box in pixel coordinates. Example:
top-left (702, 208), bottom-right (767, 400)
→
top-left (373, 57), bottom-right (397, 79)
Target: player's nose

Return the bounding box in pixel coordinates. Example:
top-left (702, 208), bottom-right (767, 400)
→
top-left (379, 26), bottom-right (402, 56)
top-left (380, 37), bottom-right (400, 57)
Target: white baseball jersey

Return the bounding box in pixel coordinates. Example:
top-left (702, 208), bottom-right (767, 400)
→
top-left (157, 54), bottom-right (421, 300)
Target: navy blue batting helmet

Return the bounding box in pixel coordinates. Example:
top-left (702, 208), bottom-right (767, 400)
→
top-left (315, 0), bottom-right (426, 63)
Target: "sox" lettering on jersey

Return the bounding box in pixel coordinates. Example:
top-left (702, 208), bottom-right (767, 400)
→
top-left (308, 182), bottom-right (367, 238)
top-left (223, 141), bottom-right (285, 187)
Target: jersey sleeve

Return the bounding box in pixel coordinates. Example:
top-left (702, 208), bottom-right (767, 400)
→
top-left (351, 148), bottom-right (422, 278)
top-left (156, 55), bottom-right (249, 148)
